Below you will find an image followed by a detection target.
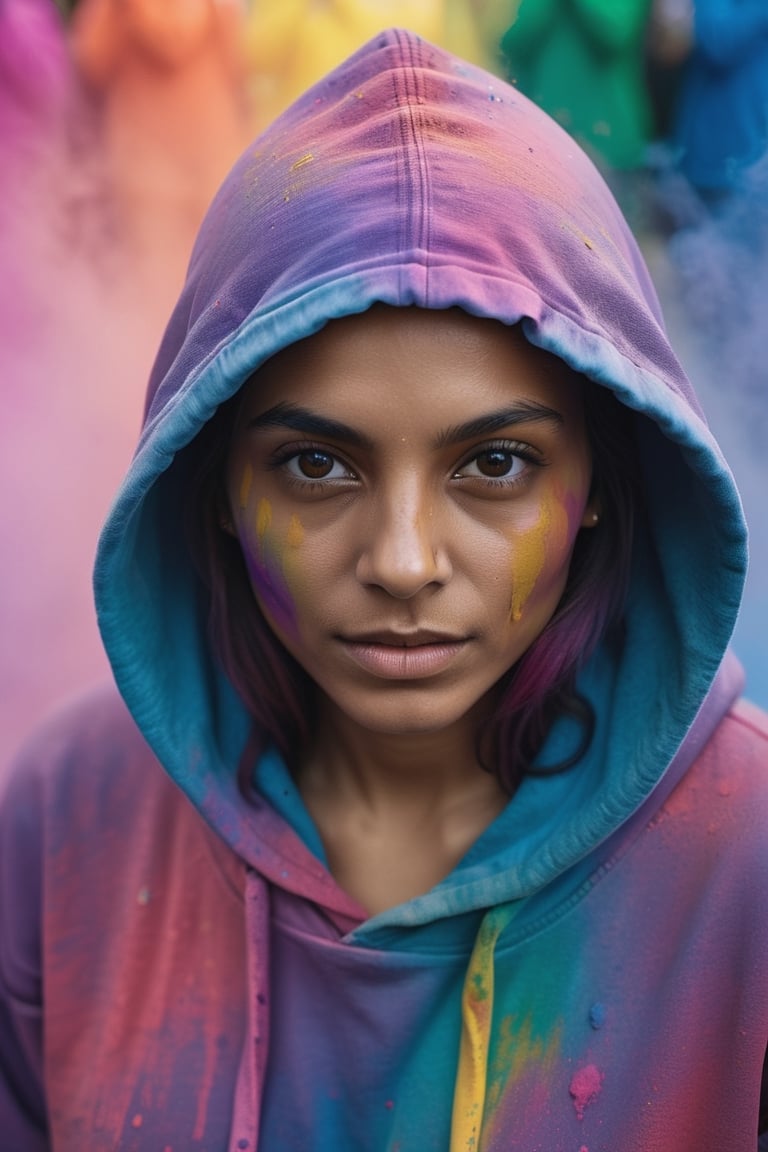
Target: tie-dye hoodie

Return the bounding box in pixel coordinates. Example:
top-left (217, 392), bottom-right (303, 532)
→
top-left (2, 27), bottom-right (767, 1152)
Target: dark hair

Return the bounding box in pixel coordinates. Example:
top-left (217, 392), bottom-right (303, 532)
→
top-left (184, 342), bottom-right (641, 797)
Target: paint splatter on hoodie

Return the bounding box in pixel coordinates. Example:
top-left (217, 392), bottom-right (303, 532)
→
top-left (2, 27), bottom-right (767, 1152)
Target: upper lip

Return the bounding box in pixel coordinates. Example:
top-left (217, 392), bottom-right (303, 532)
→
top-left (340, 629), bottom-right (468, 647)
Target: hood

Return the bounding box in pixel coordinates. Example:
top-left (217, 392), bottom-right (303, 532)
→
top-left (94, 28), bottom-right (747, 930)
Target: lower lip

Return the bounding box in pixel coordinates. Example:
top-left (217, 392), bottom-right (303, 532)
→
top-left (340, 640), bottom-right (468, 679)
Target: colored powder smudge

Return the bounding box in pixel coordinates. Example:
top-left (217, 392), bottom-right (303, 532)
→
top-left (244, 547), bottom-right (297, 639)
top-left (509, 501), bottom-right (551, 622)
top-left (245, 497), bottom-right (299, 637)
top-left (485, 1011), bottom-right (561, 1117)
top-left (256, 496), bottom-right (272, 543)
top-left (569, 1064), bottom-right (603, 1120)
top-left (286, 514), bottom-right (304, 548)
top-left (589, 1002), bottom-right (606, 1030)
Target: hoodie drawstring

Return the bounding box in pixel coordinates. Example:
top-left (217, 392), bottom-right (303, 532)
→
top-left (449, 904), bottom-right (516, 1152)
top-left (229, 868), bottom-right (271, 1152)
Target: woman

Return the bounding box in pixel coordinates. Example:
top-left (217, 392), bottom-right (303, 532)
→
top-left (1, 27), bottom-right (766, 1151)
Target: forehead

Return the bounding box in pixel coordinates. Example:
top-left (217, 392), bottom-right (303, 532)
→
top-left (237, 305), bottom-right (584, 427)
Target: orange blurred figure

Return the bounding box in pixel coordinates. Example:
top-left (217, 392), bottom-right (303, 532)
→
top-left (70, 0), bottom-right (252, 312)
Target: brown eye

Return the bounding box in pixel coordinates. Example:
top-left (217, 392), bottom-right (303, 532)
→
top-left (474, 449), bottom-right (519, 478)
top-left (297, 450), bottom-right (335, 479)
top-left (454, 446), bottom-right (530, 485)
top-left (281, 448), bottom-right (353, 485)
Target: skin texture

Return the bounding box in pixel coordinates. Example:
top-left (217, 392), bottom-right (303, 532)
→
top-left (225, 305), bottom-right (598, 911)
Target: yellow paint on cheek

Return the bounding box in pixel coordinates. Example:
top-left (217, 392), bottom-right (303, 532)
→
top-left (256, 497), bottom-right (272, 545)
top-left (239, 461), bottom-right (253, 509)
top-left (286, 514), bottom-right (304, 548)
top-left (280, 515), bottom-right (305, 605)
top-left (509, 502), bottom-right (551, 623)
top-left (509, 491), bottom-right (574, 622)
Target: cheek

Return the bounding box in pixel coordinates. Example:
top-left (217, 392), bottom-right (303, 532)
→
top-left (236, 489), bottom-right (306, 642)
top-left (508, 487), bottom-right (582, 622)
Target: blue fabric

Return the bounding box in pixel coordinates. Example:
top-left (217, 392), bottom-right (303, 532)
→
top-left (673, 0), bottom-right (768, 190)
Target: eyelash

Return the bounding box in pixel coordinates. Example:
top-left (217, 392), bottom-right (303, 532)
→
top-left (453, 439), bottom-right (543, 487)
top-left (267, 442), bottom-right (357, 491)
top-left (267, 438), bottom-right (543, 492)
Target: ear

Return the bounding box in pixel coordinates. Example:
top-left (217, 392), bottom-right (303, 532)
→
top-left (580, 500), bottom-right (602, 529)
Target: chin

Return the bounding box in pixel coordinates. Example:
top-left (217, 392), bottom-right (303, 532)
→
top-left (326, 686), bottom-right (490, 740)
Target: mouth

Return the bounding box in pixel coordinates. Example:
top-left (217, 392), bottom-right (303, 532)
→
top-left (337, 631), bottom-right (470, 679)
top-left (341, 629), bottom-right (467, 647)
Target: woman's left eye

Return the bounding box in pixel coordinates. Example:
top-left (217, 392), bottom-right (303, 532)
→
top-left (455, 447), bottom-right (529, 482)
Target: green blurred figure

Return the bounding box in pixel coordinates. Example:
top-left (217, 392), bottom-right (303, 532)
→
top-left (500, 0), bottom-right (654, 171)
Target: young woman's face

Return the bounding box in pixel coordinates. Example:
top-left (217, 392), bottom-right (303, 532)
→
top-left (226, 306), bottom-right (598, 739)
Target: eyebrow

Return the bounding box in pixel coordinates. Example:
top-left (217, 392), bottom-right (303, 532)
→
top-left (435, 401), bottom-right (564, 447)
top-left (247, 403), bottom-right (374, 449)
top-left (246, 399), bottom-right (564, 448)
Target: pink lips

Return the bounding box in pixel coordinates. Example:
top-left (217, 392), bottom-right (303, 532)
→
top-left (339, 632), bottom-right (468, 679)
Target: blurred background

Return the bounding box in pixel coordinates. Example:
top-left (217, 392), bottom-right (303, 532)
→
top-left (2, 0), bottom-right (767, 770)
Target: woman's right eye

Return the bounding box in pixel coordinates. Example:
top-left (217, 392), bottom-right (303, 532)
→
top-left (284, 450), bottom-right (352, 482)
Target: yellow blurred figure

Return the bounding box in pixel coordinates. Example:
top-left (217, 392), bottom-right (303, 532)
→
top-left (244, 0), bottom-right (506, 132)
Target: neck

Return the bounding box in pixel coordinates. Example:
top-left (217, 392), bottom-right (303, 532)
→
top-left (295, 698), bottom-right (510, 915)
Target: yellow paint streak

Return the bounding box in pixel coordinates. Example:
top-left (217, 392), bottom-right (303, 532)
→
top-left (239, 461), bottom-right (253, 509)
top-left (510, 502), bottom-right (551, 622)
top-left (290, 152), bottom-right (314, 171)
top-left (256, 497), bottom-right (272, 541)
top-left (562, 220), bottom-right (596, 251)
top-left (286, 515), bottom-right (304, 548)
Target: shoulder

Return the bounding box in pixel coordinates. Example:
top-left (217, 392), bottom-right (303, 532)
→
top-left (728, 695), bottom-right (768, 741)
top-left (4, 682), bottom-right (152, 778)
top-left (659, 696), bottom-right (768, 872)
top-left (1, 683), bottom-right (174, 826)
top-left (0, 684), bottom-right (207, 931)
top-left (0, 684), bottom-right (162, 1021)
top-left (702, 696), bottom-right (768, 775)
top-left (1, 682), bottom-right (245, 992)
top-left (680, 696), bottom-right (768, 809)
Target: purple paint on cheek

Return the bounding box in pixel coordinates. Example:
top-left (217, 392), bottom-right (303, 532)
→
top-left (237, 495), bottom-right (300, 638)
top-left (243, 546), bottom-right (298, 639)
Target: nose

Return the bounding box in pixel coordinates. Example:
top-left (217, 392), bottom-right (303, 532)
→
top-left (355, 482), bottom-right (452, 598)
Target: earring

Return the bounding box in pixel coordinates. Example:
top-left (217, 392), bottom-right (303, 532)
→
top-left (592, 512), bottom-right (599, 524)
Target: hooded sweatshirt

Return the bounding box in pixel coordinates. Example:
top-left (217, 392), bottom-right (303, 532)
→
top-left (1, 27), bottom-right (767, 1152)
